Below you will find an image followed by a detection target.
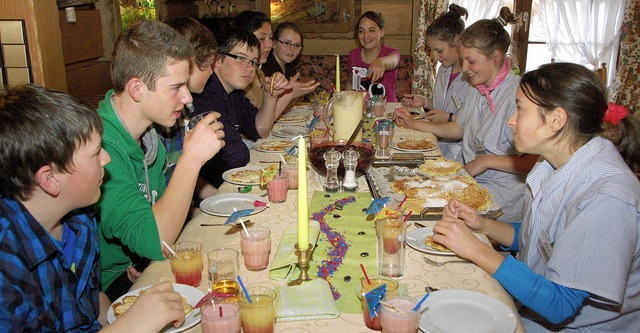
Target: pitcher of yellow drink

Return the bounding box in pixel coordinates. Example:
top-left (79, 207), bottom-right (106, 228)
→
top-left (326, 90), bottom-right (365, 141)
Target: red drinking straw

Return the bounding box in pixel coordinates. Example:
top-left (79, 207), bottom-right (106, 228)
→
top-left (403, 211), bottom-right (412, 223)
top-left (218, 305), bottom-right (223, 318)
top-left (360, 263), bottom-right (372, 285)
top-left (398, 195), bottom-right (408, 208)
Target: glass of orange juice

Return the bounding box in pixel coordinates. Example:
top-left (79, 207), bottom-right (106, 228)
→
top-left (360, 276), bottom-right (399, 331)
top-left (170, 241), bottom-right (203, 286)
top-left (208, 248), bottom-right (240, 299)
top-left (239, 286), bottom-right (277, 333)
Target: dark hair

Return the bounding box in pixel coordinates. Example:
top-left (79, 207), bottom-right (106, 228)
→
top-left (355, 11), bottom-right (385, 39)
top-left (426, 4), bottom-right (468, 44)
top-left (215, 26), bottom-right (261, 57)
top-left (603, 112), bottom-right (640, 172)
top-left (166, 17), bottom-right (217, 70)
top-left (111, 20), bottom-right (192, 92)
top-left (0, 84), bottom-right (104, 200)
top-left (520, 62), bottom-right (607, 148)
top-left (274, 22), bottom-right (303, 46)
top-left (459, 6), bottom-right (517, 57)
top-left (233, 10), bottom-right (270, 33)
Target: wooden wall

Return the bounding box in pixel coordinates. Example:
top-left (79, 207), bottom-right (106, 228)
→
top-left (0, 0), bottom-right (67, 90)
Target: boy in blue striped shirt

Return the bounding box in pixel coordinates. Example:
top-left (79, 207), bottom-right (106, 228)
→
top-left (0, 84), bottom-right (186, 332)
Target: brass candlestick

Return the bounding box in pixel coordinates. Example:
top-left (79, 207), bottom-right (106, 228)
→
top-left (288, 243), bottom-right (313, 286)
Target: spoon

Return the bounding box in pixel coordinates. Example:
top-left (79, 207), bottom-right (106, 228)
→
top-left (344, 119), bottom-right (365, 151)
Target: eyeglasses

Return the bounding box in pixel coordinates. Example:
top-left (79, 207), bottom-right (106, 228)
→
top-left (219, 52), bottom-right (262, 69)
top-left (277, 40), bottom-right (303, 49)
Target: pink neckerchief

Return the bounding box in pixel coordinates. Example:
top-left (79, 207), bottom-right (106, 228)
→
top-left (476, 57), bottom-right (511, 115)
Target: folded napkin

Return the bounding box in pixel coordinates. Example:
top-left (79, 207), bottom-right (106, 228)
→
top-left (269, 220), bottom-right (320, 280)
top-left (277, 279), bottom-right (340, 321)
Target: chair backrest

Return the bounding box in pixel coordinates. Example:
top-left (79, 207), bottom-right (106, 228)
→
top-left (595, 62), bottom-right (607, 86)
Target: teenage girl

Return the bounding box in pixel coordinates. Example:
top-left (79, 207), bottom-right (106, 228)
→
top-left (347, 11), bottom-right (400, 102)
top-left (396, 7), bottom-right (538, 222)
top-left (262, 22), bottom-right (303, 79)
top-left (401, 4), bottom-right (470, 161)
top-left (433, 62), bottom-right (640, 331)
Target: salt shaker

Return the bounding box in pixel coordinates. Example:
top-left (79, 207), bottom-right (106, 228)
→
top-left (342, 148), bottom-right (359, 192)
top-left (323, 149), bottom-right (341, 192)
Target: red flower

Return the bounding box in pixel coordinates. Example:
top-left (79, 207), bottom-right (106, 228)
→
top-left (603, 103), bottom-right (629, 126)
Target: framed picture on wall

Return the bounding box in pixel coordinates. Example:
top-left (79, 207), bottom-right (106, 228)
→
top-left (269, 0), bottom-right (356, 34)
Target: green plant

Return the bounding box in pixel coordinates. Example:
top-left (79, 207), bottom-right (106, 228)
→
top-left (120, 0), bottom-right (156, 32)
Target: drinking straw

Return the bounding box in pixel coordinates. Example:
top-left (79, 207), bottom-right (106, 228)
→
top-left (279, 153), bottom-right (287, 164)
top-left (360, 263), bottom-right (371, 285)
top-left (412, 293), bottom-right (430, 312)
top-left (398, 195), bottom-right (408, 208)
top-left (403, 211), bottom-right (412, 223)
top-left (237, 275), bottom-right (252, 303)
top-left (162, 240), bottom-right (178, 257)
top-left (219, 305), bottom-right (223, 318)
top-left (278, 161), bottom-right (282, 175)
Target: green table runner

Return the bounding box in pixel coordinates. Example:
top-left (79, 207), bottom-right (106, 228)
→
top-left (308, 191), bottom-right (378, 313)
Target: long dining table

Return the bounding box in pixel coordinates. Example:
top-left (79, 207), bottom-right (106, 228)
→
top-left (130, 102), bottom-right (525, 333)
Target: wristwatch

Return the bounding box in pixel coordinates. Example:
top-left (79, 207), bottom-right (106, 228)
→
top-left (447, 113), bottom-right (454, 122)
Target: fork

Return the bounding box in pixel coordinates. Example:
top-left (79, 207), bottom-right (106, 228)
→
top-left (422, 256), bottom-right (468, 266)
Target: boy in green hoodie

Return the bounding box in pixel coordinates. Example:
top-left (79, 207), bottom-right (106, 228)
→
top-left (97, 19), bottom-right (225, 301)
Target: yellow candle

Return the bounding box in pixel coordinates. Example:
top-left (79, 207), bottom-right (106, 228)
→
top-left (297, 137), bottom-right (309, 251)
top-left (335, 54), bottom-right (340, 93)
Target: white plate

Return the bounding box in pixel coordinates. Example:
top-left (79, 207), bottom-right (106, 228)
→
top-left (222, 166), bottom-right (263, 186)
top-left (419, 290), bottom-right (517, 333)
top-left (200, 193), bottom-right (267, 217)
top-left (107, 283), bottom-right (205, 332)
top-left (390, 139), bottom-right (438, 152)
top-left (271, 127), bottom-right (309, 139)
top-left (253, 140), bottom-right (295, 153)
top-left (277, 109), bottom-right (312, 123)
top-left (405, 227), bottom-right (457, 256)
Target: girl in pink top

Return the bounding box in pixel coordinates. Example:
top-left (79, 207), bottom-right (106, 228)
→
top-left (347, 11), bottom-right (400, 102)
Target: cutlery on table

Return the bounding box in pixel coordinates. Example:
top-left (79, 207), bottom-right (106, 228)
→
top-left (422, 256), bottom-right (468, 266)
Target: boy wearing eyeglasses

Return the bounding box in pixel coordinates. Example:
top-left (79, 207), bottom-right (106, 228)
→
top-left (191, 27), bottom-right (314, 192)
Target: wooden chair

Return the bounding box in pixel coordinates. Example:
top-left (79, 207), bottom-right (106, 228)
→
top-left (595, 62), bottom-right (607, 86)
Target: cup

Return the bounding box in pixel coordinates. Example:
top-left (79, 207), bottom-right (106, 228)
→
top-left (360, 276), bottom-right (399, 331)
top-left (283, 161), bottom-right (298, 190)
top-left (187, 112), bottom-right (209, 131)
top-left (208, 248), bottom-right (240, 299)
top-left (239, 286), bottom-right (277, 333)
top-left (314, 102), bottom-right (327, 119)
top-left (266, 171), bottom-right (288, 203)
top-left (371, 98), bottom-right (386, 117)
top-left (201, 299), bottom-right (241, 333)
top-left (169, 241), bottom-right (203, 287)
top-left (309, 126), bottom-right (330, 148)
top-left (240, 226), bottom-right (272, 271)
top-left (375, 119), bottom-right (394, 157)
top-left (376, 218), bottom-right (408, 277)
top-left (380, 296), bottom-right (420, 333)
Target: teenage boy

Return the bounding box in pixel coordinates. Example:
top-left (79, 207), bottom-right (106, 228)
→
top-left (0, 84), bottom-right (186, 332)
top-left (97, 19), bottom-right (225, 301)
top-left (192, 27), bottom-right (316, 189)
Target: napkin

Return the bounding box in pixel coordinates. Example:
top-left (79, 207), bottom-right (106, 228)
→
top-left (276, 279), bottom-right (340, 321)
top-left (269, 220), bottom-right (320, 280)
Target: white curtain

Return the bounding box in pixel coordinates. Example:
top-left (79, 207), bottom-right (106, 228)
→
top-left (542, 0), bottom-right (626, 86)
top-left (449, 0), bottom-right (505, 25)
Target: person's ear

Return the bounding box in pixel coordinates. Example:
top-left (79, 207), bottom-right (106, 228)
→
top-left (35, 164), bottom-right (61, 197)
top-left (380, 27), bottom-right (385, 39)
top-left (492, 49), bottom-right (503, 65)
top-left (127, 77), bottom-right (145, 103)
top-left (548, 107), bottom-right (568, 133)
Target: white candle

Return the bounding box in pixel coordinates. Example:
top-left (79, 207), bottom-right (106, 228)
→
top-left (336, 54), bottom-right (340, 93)
top-left (297, 137), bottom-right (309, 251)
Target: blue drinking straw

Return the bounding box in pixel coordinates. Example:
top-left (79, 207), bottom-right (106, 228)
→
top-left (237, 275), bottom-right (252, 303)
top-left (412, 293), bottom-right (430, 312)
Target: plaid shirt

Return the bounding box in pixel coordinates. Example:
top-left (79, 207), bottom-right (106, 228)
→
top-left (0, 198), bottom-right (101, 332)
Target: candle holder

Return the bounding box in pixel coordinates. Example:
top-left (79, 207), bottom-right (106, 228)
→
top-left (288, 243), bottom-right (314, 286)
